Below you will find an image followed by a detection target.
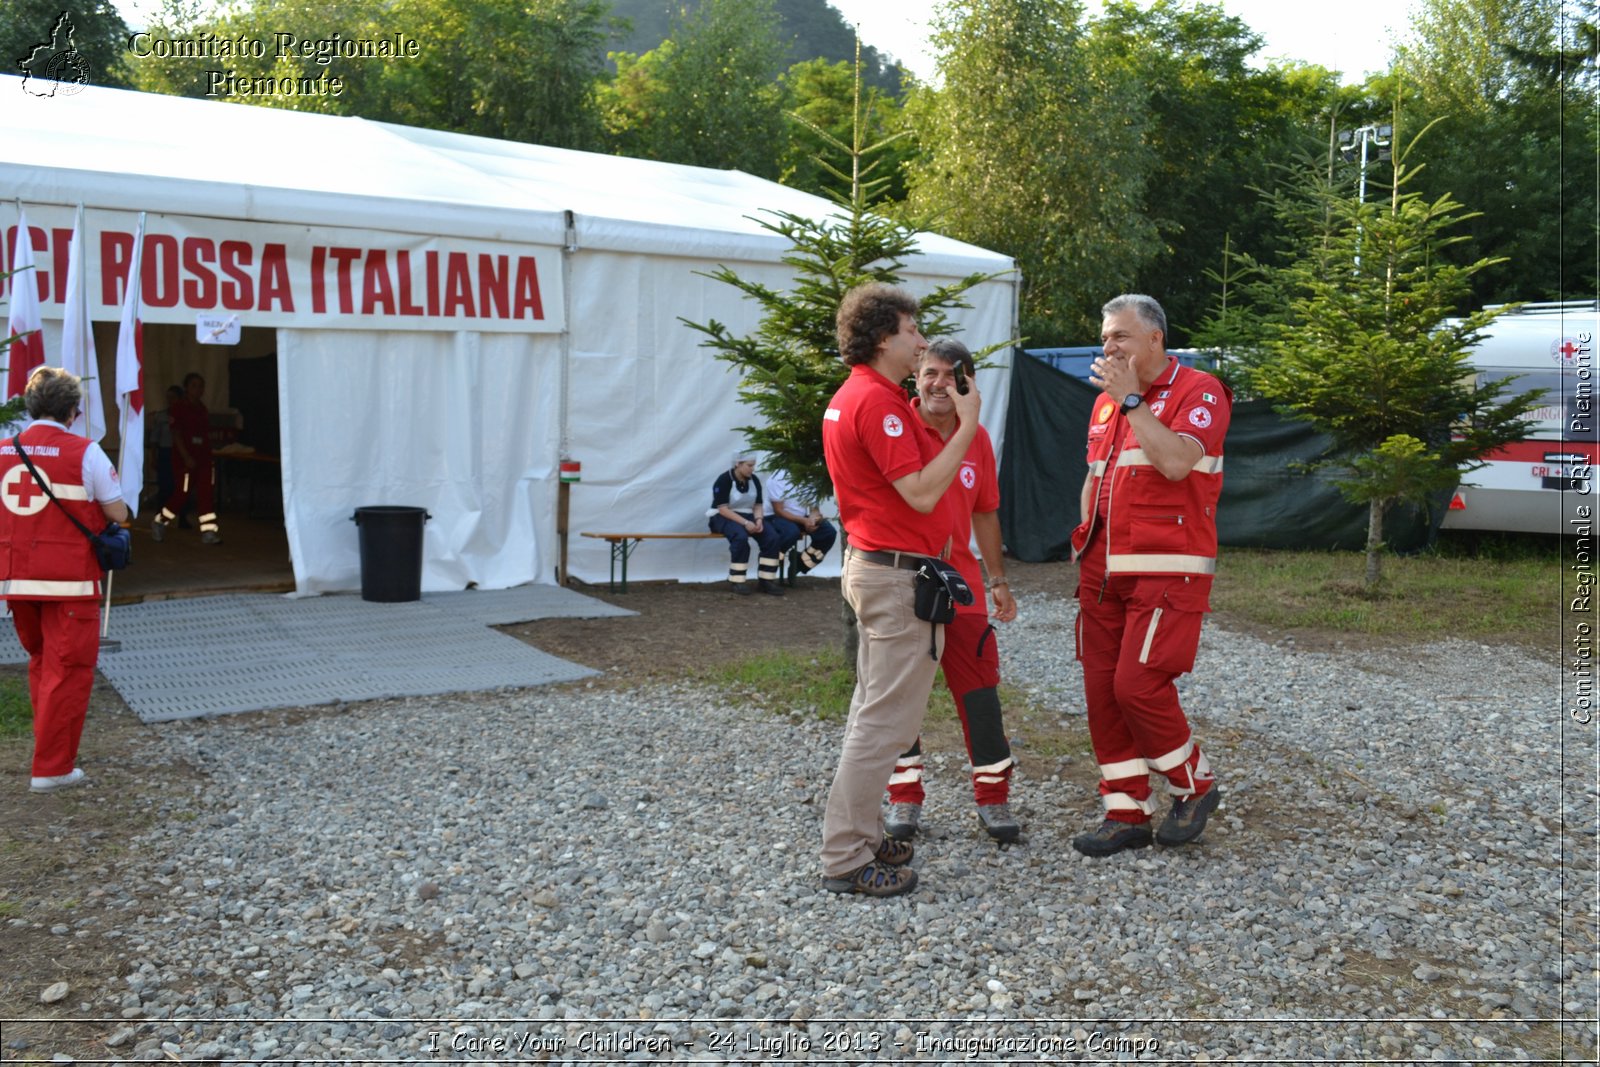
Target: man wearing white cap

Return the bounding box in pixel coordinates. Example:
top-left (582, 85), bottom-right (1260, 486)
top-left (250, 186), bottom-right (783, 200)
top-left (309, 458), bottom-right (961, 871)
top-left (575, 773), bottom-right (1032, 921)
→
top-left (707, 451), bottom-right (786, 596)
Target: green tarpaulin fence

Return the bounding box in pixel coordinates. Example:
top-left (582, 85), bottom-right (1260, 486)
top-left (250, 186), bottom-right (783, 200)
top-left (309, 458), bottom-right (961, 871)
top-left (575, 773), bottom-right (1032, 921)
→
top-left (997, 350), bottom-right (1444, 562)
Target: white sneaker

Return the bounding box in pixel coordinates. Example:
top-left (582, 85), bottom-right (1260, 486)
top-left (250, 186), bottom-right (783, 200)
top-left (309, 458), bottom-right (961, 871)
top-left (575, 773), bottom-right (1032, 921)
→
top-left (149, 520), bottom-right (167, 543)
top-left (30, 768), bottom-right (85, 793)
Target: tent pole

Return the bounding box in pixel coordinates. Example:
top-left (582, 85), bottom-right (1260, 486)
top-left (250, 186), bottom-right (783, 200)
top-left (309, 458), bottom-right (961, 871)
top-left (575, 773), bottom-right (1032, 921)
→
top-left (557, 210), bottom-right (577, 586)
top-left (99, 572), bottom-right (120, 653)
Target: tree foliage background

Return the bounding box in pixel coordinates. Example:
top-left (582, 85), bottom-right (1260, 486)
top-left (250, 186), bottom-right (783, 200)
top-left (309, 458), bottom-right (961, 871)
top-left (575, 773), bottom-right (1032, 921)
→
top-left (1193, 131), bottom-right (1545, 585)
top-left (103, 0), bottom-right (1594, 342)
top-left (905, 0), bottom-right (1158, 343)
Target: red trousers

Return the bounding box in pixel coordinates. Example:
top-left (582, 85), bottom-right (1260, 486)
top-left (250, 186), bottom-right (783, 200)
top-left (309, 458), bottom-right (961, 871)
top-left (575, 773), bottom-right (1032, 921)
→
top-left (11, 599), bottom-right (101, 777)
top-left (1076, 540), bottom-right (1214, 823)
top-left (160, 451), bottom-right (216, 528)
top-left (888, 610), bottom-right (1013, 806)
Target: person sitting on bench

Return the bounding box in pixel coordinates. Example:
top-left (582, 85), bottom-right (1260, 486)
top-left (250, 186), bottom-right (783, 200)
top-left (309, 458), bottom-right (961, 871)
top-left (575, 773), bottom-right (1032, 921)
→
top-left (763, 465), bottom-right (837, 577)
top-left (708, 451), bottom-right (785, 597)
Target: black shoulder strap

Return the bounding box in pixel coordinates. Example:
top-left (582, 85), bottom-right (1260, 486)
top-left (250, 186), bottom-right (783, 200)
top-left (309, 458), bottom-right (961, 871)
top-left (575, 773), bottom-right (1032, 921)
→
top-left (11, 433), bottom-right (98, 543)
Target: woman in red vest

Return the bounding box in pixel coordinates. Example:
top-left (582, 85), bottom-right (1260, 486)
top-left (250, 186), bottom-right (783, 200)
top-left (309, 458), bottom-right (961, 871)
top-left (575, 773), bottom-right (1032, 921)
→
top-left (0, 367), bottom-right (130, 793)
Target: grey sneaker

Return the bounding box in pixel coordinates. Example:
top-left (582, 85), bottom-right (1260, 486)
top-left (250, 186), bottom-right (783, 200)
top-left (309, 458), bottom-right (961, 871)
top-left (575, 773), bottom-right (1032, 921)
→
top-left (884, 802), bottom-right (922, 841)
top-left (201, 530), bottom-right (222, 545)
top-left (976, 802), bottom-right (1021, 843)
top-left (149, 520), bottom-right (167, 543)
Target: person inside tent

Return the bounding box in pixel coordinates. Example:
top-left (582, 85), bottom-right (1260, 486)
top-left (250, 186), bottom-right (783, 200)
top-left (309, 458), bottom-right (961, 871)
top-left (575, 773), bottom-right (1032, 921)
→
top-left (150, 372), bottom-right (220, 545)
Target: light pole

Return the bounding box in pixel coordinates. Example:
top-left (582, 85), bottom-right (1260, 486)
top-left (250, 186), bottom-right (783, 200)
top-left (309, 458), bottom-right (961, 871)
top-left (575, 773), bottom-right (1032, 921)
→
top-left (1339, 123), bottom-right (1392, 203)
top-left (1338, 124), bottom-right (1392, 267)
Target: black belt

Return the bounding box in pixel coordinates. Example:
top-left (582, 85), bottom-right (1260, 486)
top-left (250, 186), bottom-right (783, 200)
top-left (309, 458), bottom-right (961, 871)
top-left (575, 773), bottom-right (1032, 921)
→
top-left (849, 548), bottom-right (924, 571)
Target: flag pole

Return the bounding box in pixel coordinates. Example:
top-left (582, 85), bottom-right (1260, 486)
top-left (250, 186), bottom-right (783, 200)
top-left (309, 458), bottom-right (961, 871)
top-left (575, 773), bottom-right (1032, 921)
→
top-left (100, 571), bottom-right (119, 653)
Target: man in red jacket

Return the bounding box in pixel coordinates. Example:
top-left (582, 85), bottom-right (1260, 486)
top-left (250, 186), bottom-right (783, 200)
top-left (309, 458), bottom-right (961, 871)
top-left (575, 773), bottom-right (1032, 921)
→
top-left (0, 368), bottom-right (130, 793)
top-left (1070, 294), bottom-right (1231, 857)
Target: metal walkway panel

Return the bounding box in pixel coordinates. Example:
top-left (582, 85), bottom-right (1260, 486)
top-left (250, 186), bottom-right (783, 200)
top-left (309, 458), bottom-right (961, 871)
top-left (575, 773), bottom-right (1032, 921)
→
top-left (0, 585), bottom-right (625, 722)
top-left (420, 584), bottom-right (636, 626)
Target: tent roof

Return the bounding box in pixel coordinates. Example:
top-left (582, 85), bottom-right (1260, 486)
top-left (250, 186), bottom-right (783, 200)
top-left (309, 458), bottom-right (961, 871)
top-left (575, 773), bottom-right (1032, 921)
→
top-left (0, 76), bottom-right (1013, 274)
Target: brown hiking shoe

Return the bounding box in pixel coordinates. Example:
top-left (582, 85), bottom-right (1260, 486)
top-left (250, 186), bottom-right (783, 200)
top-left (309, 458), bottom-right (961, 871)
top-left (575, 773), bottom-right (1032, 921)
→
top-left (1071, 818), bottom-right (1153, 857)
top-left (822, 860), bottom-right (918, 897)
top-left (1156, 786), bottom-right (1222, 846)
top-left (875, 835), bottom-right (913, 867)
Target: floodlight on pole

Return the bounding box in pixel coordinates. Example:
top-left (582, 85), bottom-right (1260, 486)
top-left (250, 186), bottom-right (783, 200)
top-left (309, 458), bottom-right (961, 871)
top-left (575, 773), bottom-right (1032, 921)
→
top-left (1339, 124), bottom-right (1393, 205)
top-left (1338, 124), bottom-right (1393, 269)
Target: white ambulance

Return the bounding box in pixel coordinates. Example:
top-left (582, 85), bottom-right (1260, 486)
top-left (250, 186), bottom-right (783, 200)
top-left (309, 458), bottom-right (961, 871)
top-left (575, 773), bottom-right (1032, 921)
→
top-left (1444, 300), bottom-right (1598, 534)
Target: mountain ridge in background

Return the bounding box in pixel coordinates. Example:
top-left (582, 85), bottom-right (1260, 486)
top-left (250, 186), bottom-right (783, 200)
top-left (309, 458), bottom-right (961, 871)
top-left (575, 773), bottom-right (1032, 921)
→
top-left (604, 0), bottom-right (905, 93)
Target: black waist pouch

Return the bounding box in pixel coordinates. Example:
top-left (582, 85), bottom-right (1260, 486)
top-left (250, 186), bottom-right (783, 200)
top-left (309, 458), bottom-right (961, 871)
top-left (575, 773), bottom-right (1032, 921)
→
top-left (913, 556), bottom-right (974, 623)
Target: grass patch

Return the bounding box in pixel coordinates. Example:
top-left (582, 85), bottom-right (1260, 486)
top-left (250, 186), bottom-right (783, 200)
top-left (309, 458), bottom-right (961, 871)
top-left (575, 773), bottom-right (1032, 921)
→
top-left (0, 674), bottom-right (30, 739)
top-left (703, 649), bottom-right (1054, 723)
top-left (700, 646), bottom-right (858, 720)
top-left (702, 647), bottom-right (1093, 780)
top-left (1214, 544), bottom-right (1557, 647)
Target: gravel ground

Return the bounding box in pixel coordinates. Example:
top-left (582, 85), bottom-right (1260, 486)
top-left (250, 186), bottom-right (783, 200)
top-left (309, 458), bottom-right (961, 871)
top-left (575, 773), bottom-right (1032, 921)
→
top-left (12, 591), bottom-right (1594, 1063)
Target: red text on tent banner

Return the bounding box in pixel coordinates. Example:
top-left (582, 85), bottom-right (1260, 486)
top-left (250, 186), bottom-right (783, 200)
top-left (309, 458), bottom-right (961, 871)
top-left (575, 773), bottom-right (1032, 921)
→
top-left (3, 211), bottom-right (564, 334)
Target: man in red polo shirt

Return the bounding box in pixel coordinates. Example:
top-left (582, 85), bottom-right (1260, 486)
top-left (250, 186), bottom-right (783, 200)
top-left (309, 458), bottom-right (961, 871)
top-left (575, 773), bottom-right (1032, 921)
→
top-left (884, 339), bottom-right (1021, 844)
top-left (819, 283), bottom-right (980, 898)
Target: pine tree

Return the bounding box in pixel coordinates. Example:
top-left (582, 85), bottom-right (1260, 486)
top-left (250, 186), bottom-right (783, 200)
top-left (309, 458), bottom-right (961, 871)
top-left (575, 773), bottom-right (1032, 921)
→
top-left (1201, 123), bottom-right (1543, 587)
top-left (681, 46), bottom-right (1007, 507)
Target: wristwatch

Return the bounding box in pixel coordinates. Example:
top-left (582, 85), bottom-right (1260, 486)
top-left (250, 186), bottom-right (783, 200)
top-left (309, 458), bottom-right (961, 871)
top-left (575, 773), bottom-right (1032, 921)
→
top-left (1120, 393), bottom-right (1144, 414)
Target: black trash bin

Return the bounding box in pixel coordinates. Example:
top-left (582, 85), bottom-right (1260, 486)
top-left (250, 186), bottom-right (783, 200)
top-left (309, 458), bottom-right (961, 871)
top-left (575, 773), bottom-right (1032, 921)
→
top-left (352, 506), bottom-right (430, 602)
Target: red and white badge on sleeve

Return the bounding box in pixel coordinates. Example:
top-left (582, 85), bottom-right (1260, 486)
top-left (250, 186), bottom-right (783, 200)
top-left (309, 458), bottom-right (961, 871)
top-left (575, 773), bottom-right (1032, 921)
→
top-left (1189, 407), bottom-right (1213, 429)
top-left (883, 414), bottom-right (904, 437)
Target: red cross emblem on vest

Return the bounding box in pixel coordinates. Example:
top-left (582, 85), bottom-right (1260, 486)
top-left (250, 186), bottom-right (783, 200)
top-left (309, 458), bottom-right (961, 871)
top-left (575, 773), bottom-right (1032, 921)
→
top-left (2, 463), bottom-right (51, 517)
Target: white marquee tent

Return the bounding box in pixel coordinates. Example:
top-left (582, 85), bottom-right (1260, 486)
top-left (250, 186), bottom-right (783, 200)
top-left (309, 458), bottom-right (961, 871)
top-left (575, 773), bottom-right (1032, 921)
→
top-left (0, 76), bottom-right (1019, 594)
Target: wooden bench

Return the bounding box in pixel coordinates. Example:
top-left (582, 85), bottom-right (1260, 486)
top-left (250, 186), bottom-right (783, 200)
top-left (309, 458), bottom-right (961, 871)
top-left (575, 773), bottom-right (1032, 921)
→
top-left (580, 532), bottom-right (721, 593)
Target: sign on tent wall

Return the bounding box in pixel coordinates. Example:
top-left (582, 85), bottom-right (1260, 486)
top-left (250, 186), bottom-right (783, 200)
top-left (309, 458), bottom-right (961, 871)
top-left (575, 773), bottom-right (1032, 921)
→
top-left (4, 205), bottom-right (565, 334)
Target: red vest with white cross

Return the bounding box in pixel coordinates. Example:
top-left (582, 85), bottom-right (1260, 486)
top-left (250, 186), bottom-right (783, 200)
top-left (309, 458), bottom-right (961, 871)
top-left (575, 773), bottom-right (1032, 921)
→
top-left (0, 424), bottom-right (104, 600)
top-left (1071, 361), bottom-right (1231, 578)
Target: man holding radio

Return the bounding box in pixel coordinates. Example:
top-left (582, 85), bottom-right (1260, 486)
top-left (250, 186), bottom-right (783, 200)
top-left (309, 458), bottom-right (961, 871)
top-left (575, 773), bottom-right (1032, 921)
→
top-left (1070, 294), bottom-right (1230, 857)
top-left (883, 338), bottom-right (1021, 844)
top-left (819, 283), bottom-right (980, 898)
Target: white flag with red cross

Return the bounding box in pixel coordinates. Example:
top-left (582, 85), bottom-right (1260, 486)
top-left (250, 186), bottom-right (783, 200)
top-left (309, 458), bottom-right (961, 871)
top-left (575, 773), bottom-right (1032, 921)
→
top-left (61, 204), bottom-right (104, 442)
top-left (5, 208), bottom-right (46, 401)
top-left (116, 213), bottom-right (146, 514)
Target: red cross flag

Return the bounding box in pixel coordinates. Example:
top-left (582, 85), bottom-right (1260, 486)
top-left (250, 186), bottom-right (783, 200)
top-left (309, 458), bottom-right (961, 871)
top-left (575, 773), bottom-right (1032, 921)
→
top-left (61, 204), bottom-right (104, 442)
top-left (116, 213), bottom-right (146, 515)
top-left (5, 208), bottom-right (46, 400)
